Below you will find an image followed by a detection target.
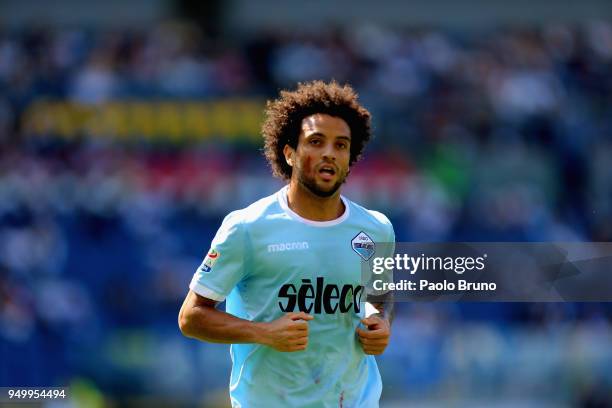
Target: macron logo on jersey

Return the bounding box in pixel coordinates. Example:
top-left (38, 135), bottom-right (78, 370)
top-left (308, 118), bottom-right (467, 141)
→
top-left (267, 242), bottom-right (309, 253)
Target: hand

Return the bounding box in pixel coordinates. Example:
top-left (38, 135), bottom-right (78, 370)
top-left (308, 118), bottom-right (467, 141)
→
top-left (257, 312), bottom-right (314, 352)
top-left (356, 315), bottom-right (390, 355)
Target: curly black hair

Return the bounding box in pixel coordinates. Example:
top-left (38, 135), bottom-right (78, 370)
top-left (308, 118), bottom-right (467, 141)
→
top-left (262, 80), bottom-right (372, 181)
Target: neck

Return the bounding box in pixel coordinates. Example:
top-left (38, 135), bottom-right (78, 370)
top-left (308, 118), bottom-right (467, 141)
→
top-left (286, 181), bottom-right (345, 222)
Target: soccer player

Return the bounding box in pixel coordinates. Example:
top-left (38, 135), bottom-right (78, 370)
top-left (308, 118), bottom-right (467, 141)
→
top-left (179, 80), bottom-right (395, 407)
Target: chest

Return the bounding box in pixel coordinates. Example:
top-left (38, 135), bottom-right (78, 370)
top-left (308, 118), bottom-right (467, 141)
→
top-left (249, 225), bottom-right (367, 286)
top-left (235, 219), bottom-right (380, 317)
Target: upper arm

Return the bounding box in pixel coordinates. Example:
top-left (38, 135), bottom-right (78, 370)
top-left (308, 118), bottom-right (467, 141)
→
top-left (189, 211), bottom-right (248, 302)
top-left (184, 290), bottom-right (219, 310)
top-left (178, 290), bottom-right (219, 333)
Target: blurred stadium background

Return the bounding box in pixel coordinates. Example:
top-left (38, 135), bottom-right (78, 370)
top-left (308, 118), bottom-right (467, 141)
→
top-left (1, 0), bottom-right (612, 407)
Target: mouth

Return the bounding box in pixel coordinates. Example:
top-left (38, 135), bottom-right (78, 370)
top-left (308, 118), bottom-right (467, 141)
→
top-left (317, 164), bottom-right (337, 181)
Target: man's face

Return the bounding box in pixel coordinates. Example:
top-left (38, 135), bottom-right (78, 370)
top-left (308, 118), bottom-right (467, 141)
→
top-left (284, 113), bottom-right (351, 198)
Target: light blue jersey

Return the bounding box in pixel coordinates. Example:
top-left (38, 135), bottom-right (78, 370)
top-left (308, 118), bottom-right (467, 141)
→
top-left (190, 185), bottom-right (395, 408)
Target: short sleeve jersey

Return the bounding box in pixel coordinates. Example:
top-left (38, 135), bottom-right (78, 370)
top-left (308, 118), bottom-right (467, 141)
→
top-left (190, 186), bottom-right (395, 408)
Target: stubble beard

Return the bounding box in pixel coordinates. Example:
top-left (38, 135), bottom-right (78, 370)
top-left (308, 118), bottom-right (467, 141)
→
top-left (297, 167), bottom-right (348, 198)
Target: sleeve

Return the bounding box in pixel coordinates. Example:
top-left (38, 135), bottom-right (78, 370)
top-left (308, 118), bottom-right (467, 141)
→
top-left (379, 219), bottom-right (396, 289)
top-left (375, 211), bottom-right (395, 258)
top-left (386, 220), bottom-right (396, 256)
top-left (189, 211), bottom-right (247, 301)
top-left (364, 213), bottom-right (395, 298)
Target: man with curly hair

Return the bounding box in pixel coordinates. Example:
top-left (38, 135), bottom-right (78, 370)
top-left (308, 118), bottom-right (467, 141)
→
top-left (179, 80), bottom-right (395, 407)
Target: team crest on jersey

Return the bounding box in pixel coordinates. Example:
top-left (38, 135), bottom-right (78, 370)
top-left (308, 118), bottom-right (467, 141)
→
top-left (351, 231), bottom-right (375, 261)
top-left (200, 248), bottom-right (220, 273)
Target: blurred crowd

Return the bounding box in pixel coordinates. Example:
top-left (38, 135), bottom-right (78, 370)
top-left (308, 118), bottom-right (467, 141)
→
top-left (2, 20), bottom-right (612, 239)
top-left (1, 21), bottom-right (612, 405)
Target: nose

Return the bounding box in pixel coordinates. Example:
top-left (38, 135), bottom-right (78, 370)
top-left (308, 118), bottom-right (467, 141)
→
top-left (322, 144), bottom-right (336, 161)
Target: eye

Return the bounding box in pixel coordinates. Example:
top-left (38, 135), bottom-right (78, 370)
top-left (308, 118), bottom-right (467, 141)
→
top-left (337, 142), bottom-right (348, 149)
top-left (309, 139), bottom-right (321, 146)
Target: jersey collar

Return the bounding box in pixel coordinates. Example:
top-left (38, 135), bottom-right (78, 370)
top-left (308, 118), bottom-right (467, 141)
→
top-left (277, 185), bottom-right (350, 227)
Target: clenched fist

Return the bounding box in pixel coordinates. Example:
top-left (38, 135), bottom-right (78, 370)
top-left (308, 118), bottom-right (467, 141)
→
top-left (356, 315), bottom-right (390, 355)
top-left (258, 312), bottom-right (314, 352)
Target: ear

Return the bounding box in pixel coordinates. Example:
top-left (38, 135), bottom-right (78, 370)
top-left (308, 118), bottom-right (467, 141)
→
top-left (283, 144), bottom-right (294, 167)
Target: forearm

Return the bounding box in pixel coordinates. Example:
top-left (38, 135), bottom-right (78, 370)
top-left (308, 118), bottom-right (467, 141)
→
top-left (182, 306), bottom-right (267, 344)
top-left (179, 297), bottom-right (265, 344)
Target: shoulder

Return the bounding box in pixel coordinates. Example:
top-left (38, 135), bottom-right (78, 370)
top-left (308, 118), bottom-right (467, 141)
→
top-left (212, 191), bottom-right (281, 246)
top-left (220, 190), bottom-right (282, 228)
top-left (345, 197), bottom-right (395, 241)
